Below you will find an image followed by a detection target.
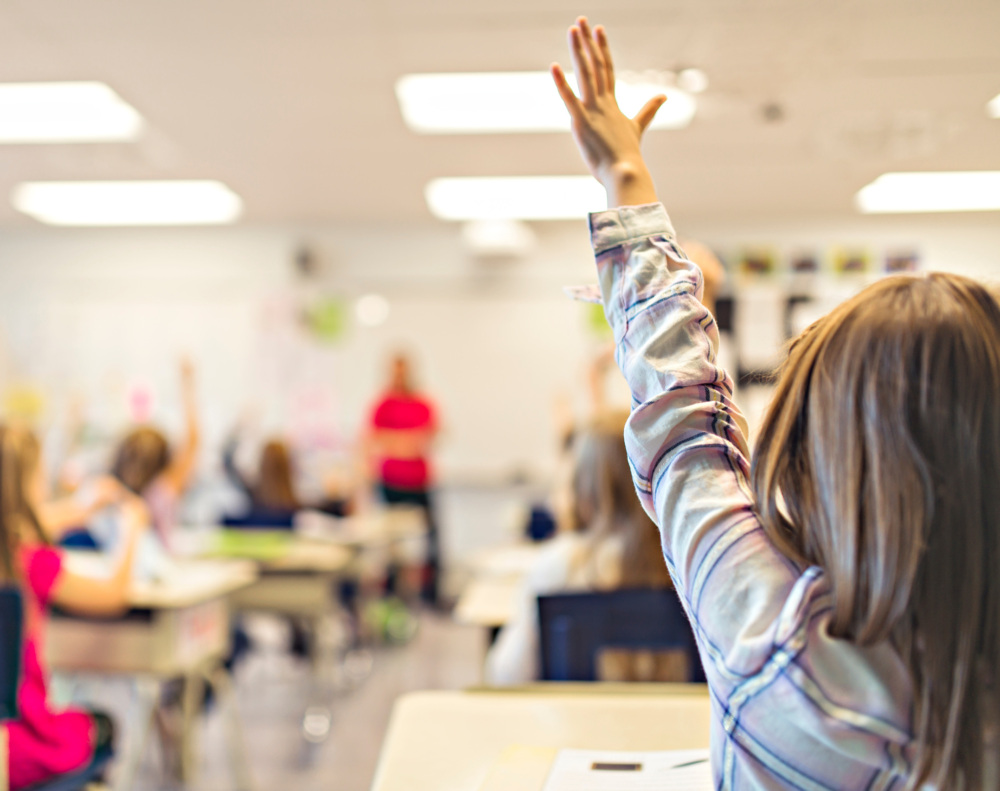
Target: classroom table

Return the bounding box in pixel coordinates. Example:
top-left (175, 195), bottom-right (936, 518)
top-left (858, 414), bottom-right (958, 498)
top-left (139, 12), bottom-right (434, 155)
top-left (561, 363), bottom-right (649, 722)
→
top-left (47, 556), bottom-right (258, 791)
top-left (184, 527), bottom-right (357, 749)
top-left (294, 506), bottom-right (426, 550)
top-left (466, 543), bottom-right (543, 577)
top-left (453, 542), bottom-right (544, 641)
top-left (453, 575), bottom-right (522, 631)
top-left (370, 684), bottom-right (712, 791)
top-left (212, 531), bottom-right (354, 616)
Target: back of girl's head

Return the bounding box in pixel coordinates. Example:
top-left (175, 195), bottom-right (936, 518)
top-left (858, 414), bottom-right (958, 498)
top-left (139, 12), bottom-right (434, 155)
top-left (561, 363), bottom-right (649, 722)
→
top-left (255, 439), bottom-right (298, 511)
top-left (571, 409), bottom-right (670, 588)
top-left (0, 425), bottom-right (47, 582)
top-left (752, 272), bottom-right (1000, 789)
top-left (112, 427), bottom-right (171, 494)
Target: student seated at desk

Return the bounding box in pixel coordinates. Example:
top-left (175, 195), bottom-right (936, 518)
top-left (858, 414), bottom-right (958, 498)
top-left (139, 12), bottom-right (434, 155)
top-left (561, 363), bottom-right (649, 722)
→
top-left (111, 360), bottom-right (199, 551)
top-left (222, 436), bottom-right (300, 528)
top-left (486, 410), bottom-right (674, 685)
top-left (0, 425), bottom-right (147, 790)
top-left (222, 434), bottom-right (357, 527)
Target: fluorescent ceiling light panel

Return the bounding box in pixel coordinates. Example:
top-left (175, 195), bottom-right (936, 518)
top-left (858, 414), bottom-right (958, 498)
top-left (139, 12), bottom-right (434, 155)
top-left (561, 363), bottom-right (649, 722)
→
top-left (0, 82), bottom-right (143, 143)
top-left (11, 180), bottom-right (244, 226)
top-left (856, 172), bottom-right (1000, 213)
top-left (988, 93), bottom-right (1000, 119)
top-left (426, 176), bottom-right (605, 221)
top-left (397, 72), bottom-right (695, 134)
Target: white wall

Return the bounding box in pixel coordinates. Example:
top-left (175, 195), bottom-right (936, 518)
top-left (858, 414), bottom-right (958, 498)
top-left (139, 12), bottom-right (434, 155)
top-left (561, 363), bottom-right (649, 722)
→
top-left (0, 220), bottom-right (604, 486)
top-left (1, 211), bottom-right (998, 485)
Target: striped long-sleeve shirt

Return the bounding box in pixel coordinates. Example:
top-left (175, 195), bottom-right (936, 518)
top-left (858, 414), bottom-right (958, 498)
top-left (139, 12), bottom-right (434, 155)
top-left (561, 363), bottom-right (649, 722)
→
top-left (589, 203), bottom-right (916, 790)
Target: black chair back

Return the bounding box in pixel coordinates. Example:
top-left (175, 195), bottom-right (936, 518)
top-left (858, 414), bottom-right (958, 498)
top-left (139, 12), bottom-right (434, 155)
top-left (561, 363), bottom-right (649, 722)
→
top-left (0, 586), bottom-right (24, 721)
top-left (538, 588), bottom-right (706, 683)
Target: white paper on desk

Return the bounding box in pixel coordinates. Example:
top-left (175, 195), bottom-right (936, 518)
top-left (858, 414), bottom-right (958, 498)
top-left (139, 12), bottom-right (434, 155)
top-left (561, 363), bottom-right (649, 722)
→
top-left (542, 748), bottom-right (711, 791)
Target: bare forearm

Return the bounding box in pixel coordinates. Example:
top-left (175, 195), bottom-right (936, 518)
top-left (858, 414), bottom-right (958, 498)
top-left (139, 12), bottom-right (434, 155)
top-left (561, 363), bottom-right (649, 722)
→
top-left (36, 500), bottom-right (91, 540)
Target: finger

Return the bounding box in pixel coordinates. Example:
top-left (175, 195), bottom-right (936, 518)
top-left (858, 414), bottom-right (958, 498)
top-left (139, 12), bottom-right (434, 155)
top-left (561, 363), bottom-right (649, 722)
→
top-left (634, 95), bottom-right (667, 134)
top-left (568, 25), bottom-right (595, 103)
top-left (577, 17), bottom-right (606, 94)
top-left (550, 63), bottom-right (583, 117)
top-left (594, 25), bottom-right (615, 92)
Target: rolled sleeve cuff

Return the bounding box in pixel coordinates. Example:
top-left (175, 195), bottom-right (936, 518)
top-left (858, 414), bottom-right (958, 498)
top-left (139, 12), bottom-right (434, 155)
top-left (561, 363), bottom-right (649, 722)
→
top-left (588, 203), bottom-right (676, 255)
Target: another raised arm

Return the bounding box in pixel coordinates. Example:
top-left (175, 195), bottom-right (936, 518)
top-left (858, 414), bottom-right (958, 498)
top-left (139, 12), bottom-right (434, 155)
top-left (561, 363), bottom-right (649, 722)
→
top-left (553, 20), bottom-right (802, 686)
top-left (162, 358), bottom-right (201, 496)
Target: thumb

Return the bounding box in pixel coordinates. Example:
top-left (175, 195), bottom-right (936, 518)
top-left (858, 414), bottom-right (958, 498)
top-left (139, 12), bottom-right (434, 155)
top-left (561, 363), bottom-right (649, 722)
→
top-left (633, 95), bottom-right (666, 134)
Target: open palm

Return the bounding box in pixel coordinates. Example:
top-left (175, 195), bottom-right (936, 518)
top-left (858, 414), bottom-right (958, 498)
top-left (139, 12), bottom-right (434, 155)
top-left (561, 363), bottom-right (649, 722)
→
top-left (551, 17), bottom-right (664, 205)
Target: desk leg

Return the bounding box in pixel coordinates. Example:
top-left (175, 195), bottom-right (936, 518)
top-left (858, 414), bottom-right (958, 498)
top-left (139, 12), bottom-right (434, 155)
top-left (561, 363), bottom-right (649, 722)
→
top-left (178, 671), bottom-right (206, 783)
top-left (301, 613), bottom-right (336, 753)
top-left (114, 677), bottom-right (159, 791)
top-left (208, 666), bottom-right (256, 791)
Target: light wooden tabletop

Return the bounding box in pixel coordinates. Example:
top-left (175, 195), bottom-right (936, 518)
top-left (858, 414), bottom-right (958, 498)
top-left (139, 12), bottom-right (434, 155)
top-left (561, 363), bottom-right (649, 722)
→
top-left (62, 552), bottom-right (258, 609)
top-left (453, 575), bottom-right (522, 628)
top-left (173, 527), bottom-right (353, 573)
top-left (371, 686), bottom-right (712, 791)
top-left (295, 507), bottom-right (425, 548)
top-left (129, 559), bottom-right (258, 608)
top-left (466, 543), bottom-right (544, 577)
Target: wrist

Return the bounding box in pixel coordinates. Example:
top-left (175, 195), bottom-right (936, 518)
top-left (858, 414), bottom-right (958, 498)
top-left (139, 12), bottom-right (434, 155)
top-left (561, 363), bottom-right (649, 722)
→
top-left (598, 160), bottom-right (658, 208)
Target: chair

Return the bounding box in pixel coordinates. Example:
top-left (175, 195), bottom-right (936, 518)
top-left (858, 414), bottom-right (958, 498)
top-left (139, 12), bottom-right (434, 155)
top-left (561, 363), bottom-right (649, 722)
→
top-left (0, 587), bottom-right (112, 791)
top-left (538, 588), bottom-right (706, 683)
top-left (0, 588), bottom-right (23, 723)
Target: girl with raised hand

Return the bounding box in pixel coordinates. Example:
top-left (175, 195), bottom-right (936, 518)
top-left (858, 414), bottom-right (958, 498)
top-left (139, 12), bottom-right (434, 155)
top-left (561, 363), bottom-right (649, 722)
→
top-left (111, 358), bottom-right (200, 551)
top-left (553, 17), bottom-right (999, 790)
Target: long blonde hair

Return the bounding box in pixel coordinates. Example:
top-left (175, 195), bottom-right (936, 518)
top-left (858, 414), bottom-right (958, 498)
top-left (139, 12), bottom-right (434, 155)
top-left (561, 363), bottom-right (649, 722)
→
top-left (752, 272), bottom-right (1000, 790)
top-left (0, 426), bottom-right (48, 584)
top-left (570, 409), bottom-right (671, 589)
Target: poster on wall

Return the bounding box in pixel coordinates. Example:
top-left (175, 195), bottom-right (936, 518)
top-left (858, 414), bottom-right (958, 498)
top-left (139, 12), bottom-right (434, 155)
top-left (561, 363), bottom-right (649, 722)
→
top-left (884, 250), bottom-right (920, 273)
top-left (789, 252), bottom-right (820, 274)
top-left (831, 248), bottom-right (873, 276)
top-left (738, 248), bottom-right (777, 278)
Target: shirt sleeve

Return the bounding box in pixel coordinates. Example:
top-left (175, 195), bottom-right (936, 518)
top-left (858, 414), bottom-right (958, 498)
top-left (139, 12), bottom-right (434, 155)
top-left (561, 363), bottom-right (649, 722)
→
top-left (21, 544), bottom-right (63, 608)
top-left (590, 204), bottom-right (807, 687)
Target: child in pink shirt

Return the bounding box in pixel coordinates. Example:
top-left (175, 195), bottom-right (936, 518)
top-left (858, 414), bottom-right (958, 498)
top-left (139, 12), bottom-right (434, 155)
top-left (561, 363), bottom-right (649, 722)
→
top-left (1, 425), bottom-right (146, 789)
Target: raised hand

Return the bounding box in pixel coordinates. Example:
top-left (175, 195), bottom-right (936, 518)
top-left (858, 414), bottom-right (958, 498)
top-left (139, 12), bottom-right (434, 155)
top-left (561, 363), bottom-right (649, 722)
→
top-left (551, 17), bottom-right (663, 208)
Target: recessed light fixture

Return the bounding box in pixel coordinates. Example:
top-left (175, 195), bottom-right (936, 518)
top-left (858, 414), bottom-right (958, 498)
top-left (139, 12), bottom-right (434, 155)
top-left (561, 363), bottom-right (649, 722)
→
top-left (987, 93), bottom-right (1000, 119)
top-left (676, 68), bottom-right (709, 95)
top-left (11, 180), bottom-right (244, 226)
top-left (856, 171), bottom-right (1000, 213)
top-left (355, 294), bottom-right (391, 327)
top-left (0, 82), bottom-right (144, 144)
top-left (396, 71), bottom-right (695, 134)
top-left (426, 176), bottom-right (606, 221)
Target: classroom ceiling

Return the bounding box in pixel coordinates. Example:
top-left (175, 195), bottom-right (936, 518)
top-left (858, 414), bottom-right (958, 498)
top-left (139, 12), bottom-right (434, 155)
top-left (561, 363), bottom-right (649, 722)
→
top-left (0, 0), bottom-right (998, 227)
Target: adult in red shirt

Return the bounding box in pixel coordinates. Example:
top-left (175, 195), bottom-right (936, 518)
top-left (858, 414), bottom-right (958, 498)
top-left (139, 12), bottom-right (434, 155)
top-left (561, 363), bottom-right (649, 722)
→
top-left (366, 353), bottom-right (440, 604)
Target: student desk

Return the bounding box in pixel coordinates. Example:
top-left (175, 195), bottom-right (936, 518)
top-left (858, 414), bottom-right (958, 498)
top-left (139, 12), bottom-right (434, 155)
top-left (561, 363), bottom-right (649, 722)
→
top-left (47, 557), bottom-right (258, 791)
top-left (466, 543), bottom-right (543, 577)
top-left (213, 532), bottom-right (354, 617)
top-left (453, 542), bottom-right (543, 640)
top-left (188, 528), bottom-right (356, 748)
top-left (371, 684), bottom-right (711, 791)
top-left (453, 575), bottom-right (521, 631)
top-left (294, 506), bottom-right (426, 550)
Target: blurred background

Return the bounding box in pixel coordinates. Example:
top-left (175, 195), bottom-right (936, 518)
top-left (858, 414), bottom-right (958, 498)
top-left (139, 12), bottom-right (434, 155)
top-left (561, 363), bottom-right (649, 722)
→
top-left (0, 1), bottom-right (998, 788)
